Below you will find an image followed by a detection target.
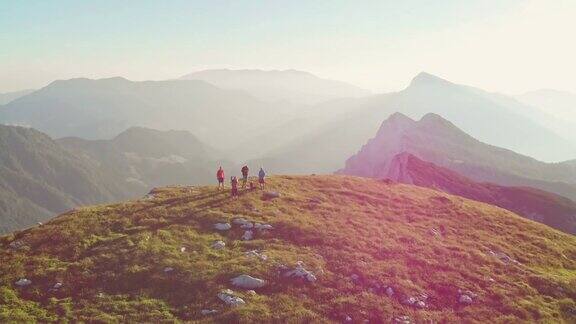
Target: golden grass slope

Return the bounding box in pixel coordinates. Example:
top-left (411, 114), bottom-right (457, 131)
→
top-left (0, 175), bottom-right (575, 323)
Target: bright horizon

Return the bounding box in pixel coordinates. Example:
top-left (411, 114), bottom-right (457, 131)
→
top-left (1, 0), bottom-right (576, 95)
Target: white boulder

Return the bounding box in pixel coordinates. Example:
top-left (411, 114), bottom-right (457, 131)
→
top-left (212, 240), bottom-right (226, 250)
top-left (218, 289), bottom-right (246, 306)
top-left (231, 274), bottom-right (266, 289)
top-left (459, 294), bottom-right (473, 305)
top-left (15, 278), bottom-right (32, 287)
top-left (214, 223), bottom-right (232, 231)
top-left (245, 250), bottom-right (268, 261)
top-left (201, 309), bottom-right (218, 315)
top-left (283, 261), bottom-right (317, 282)
top-left (242, 230), bottom-right (254, 241)
top-left (385, 287), bottom-right (394, 297)
top-left (254, 223), bottom-right (273, 230)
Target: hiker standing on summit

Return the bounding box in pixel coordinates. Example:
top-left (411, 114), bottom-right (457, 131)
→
top-left (216, 166), bottom-right (225, 190)
top-left (231, 176), bottom-right (239, 198)
top-left (258, 167), bottom-right (266, 190)
top-left (241, 165), bottom-right (249, 189)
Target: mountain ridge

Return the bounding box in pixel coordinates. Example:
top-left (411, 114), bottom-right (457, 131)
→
top-left (386, 152), bottom-right (576, 234)
top-left (181, 68), bottom-right (370, 105)
top-left (340, 113), bottom-right (576, 201)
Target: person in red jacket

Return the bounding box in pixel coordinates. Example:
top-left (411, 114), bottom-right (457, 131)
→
top-left (216, 166), bottom-right (225, 190)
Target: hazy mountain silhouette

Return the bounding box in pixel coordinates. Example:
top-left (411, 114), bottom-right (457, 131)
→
top-left (181, 69), bottom-right (370, 105)
top-left (517, 89), bottom-right (576, 123)
top-left (59, 127), bottom-right (232, 188)
top-left (254, 72), bottom-right (576, 173)
top-left (0, 77), bottom-right (294, 152)
top-left (340, 113), bottom-right (576, 201)
top-left (0, 89), bottom-right (35, 105)
top-left (0, 125), bottom-right (136, 234)
top-left (385, 152), bottom-right (576, 234)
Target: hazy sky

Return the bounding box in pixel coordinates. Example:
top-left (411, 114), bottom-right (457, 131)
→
top-left (1, 0), bottom-right (575, 94)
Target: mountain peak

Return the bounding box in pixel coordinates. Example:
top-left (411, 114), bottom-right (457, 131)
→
top-left (417, 113), bottom-right (465, 135)
top-left (385, 112), bottom-right (415, 124)
top-left (376, 112), bottom-right (416, 135)
top-left (419, 112), bottom-right (448, 124)
top-left (409, 72), bottom-right (454, 87)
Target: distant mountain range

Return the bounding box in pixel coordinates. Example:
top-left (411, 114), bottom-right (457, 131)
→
top-left (0, 125), bottom-right (229, 234)
top-left (181, 69), bottom-right (370, 105)
top-left (0, 77), bottom-right (296, 152)
top-left (252, 73), bottom-right (576, 174)
top-left (384, 152), bottom-right (576, 234)
top-left (2, 72), bottom-right (574, 167)
top-left (0, 89), bottom-right (35, 105)
top-left (59, 126), bottom-right (231, 188)
top-left (517, 89), bottom-right (576, 124)
top-left (340, 112), bottom-right (576, 201)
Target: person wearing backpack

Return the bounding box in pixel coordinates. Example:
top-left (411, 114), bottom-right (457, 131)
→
top-left (231, 176), bottom-right (239, 198)
top-left (241, 165), bottom-right (249, 189)
top-left (258, 167), bottom-right (266, 190)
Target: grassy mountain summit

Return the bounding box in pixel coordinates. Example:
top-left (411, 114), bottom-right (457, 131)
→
top-left (1, 176), bottom-right (574, 323)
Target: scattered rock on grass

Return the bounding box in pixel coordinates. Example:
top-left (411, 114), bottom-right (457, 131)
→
top-left (263, 191), bottom-right (280, 200)
top-left (458, 289), bottom-right (476, 305)
top-left (350, 273), bottom-right (360, 283)
top-left (245, 250), bottom-right (268, 261)
top-left (212, 241), bottom-right (226, 250)
top-left (242, 230), bottom-right (254, 241)
top-left (283, 261), bottom-right (317, 283)
top-left (201, 309), bottom-right (218, 315)
top-left (254, 223), bottom-right (273, 230)
top-left (15, 278), bottom-right (32, 287)
top-left (231, 274), bottom-right (266, 289)
top-left (403, 293), bottom-right (428, 309)
top-left (487, 250), bottom-right (520, 265)
top-left (429, 228), bottom-right (441, 237)
top-left (385, 286), bottom-right (395, 297)
top-left (240, 222), bottom-right (254, 229)
top-left (214, 223), bottom-right (232, 231)
top-left (403, 297), bottom-right (416, 306)
top-left (459, 294), bottom-right (473, 305)
top-left (392, 315), bottom-right (412, 324)
top-left (218, 289), bottom-right (246, 306)
top-left (8, 240), bottom-right (25, 250)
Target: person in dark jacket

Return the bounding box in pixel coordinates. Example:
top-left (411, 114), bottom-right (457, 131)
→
top-left (241, 165), bottom-right (249, 189)
top-left (231, 176), bottom-right (239, 198)
top-left (258, 167), bottom-right (266, 190)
